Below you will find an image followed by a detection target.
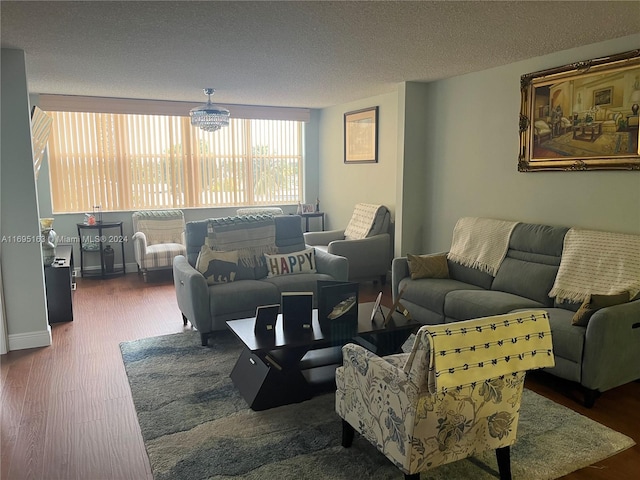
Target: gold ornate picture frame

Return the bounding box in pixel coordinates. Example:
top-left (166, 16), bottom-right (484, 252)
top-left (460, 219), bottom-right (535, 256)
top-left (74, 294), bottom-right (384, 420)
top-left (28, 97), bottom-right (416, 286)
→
top-left (344, 107), bottom-right (378, 163)
top-left (519, 49), bottom-right (640, 172)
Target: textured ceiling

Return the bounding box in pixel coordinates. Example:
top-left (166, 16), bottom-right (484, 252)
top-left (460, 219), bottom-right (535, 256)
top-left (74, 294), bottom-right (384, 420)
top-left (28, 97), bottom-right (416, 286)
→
top-left (2, 1), bottom-right (639, 109)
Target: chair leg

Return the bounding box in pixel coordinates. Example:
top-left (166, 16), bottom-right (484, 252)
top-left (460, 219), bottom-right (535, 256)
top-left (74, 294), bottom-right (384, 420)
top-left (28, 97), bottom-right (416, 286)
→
top-left (496, 446), bottom-right (511, 480)
top-left (341, 420), bottom-right (355, 448)
top-left (200, 332), bottom-right (210, 346)
top-left (404, 474), bottom-right (420, 480)
top-left (182, 314), bottom-right (188, 326)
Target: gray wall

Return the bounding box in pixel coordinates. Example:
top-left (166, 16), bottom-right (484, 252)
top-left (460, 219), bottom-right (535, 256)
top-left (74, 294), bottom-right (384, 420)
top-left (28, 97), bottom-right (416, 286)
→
top-left (418, 34), bottom-right (640, 254)
top-left (318, 35), bottom-right (640, 258)
top-left (318, 92), bottom-right (399, 231)
top-left (1, 49), bottom-right (51, 349)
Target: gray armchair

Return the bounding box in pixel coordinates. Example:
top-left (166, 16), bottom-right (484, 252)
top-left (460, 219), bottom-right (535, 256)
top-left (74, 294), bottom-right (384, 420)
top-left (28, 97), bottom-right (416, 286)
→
top-left (304, 203), bottom-right (391, 284)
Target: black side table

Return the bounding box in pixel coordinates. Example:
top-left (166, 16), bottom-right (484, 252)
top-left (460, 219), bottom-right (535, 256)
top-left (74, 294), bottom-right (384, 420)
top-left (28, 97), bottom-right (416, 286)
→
top-left (76, 222), bottom-right (126, 278)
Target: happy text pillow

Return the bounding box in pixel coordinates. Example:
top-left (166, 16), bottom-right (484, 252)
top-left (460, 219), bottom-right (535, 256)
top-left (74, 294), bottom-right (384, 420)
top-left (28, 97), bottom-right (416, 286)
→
top-left (265, 248), bottom-right (317, 277)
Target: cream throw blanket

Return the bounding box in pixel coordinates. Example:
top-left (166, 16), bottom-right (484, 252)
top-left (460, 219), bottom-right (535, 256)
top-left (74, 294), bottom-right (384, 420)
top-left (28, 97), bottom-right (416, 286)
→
top-left (417, 310), bottom-right (555, 394)
top-left (549, 228), bottom-right (640, 303)
top-left (344, 203), bottom-right (385, 240)
top-left (447, 217), bottom-right (519, 276)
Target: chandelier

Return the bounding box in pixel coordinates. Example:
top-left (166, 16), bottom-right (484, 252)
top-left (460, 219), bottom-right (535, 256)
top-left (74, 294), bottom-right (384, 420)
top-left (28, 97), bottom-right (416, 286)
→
top-left (189, 88), bottom-right (230, 132)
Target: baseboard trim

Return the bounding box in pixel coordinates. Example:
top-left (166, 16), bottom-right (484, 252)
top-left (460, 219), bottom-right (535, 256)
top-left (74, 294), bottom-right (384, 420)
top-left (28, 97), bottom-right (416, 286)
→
top-left (8, 325), bottom-right (52, 351)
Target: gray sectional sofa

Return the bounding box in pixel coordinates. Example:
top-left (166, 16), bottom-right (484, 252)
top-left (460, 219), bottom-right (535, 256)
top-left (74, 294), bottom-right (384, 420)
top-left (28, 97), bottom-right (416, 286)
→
top-left (392, 221), bottom-right (640, 406)
top-left (173, 215), bottom-right (348, 346)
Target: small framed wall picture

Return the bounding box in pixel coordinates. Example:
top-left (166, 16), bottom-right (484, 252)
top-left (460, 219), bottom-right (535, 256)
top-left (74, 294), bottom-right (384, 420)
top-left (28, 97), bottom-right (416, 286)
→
top-left (344, 106), bottom-right (378, 163)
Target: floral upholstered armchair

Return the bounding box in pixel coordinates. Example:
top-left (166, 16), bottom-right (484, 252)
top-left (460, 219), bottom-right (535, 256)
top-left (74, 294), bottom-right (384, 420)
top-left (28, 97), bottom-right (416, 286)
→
top-left (336, 310), bottom-right (555, 480)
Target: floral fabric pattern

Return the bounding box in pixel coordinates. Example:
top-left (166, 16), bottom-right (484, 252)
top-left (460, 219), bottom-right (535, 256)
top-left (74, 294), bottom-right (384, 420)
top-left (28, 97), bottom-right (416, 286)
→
top-left (336, 311), bottom-right (554, 476)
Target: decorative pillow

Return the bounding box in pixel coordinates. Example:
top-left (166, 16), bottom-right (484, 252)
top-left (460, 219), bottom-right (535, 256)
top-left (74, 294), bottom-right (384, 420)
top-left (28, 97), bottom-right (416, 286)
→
top-left (195, 246), bottom-right (239, 285)
top-left (265, 248), bottom-right (316, 277)
top-left (571, 291), bottom-right (630, 326)
top-left (407, 254), bottom-right (449, 280)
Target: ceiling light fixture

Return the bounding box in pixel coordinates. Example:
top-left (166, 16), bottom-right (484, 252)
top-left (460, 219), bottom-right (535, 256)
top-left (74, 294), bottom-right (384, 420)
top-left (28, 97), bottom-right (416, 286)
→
top-left (189, 88), bottom-right (230, 132)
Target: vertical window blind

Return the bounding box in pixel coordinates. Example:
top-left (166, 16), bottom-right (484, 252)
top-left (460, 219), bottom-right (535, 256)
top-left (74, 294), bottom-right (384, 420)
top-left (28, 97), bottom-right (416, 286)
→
top-left (46, 111), bottom-right (303, 213)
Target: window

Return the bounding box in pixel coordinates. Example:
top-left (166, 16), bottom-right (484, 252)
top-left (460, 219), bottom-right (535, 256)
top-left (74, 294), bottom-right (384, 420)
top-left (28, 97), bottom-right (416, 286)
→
top-left (46, 110), bottom-right (304, 213)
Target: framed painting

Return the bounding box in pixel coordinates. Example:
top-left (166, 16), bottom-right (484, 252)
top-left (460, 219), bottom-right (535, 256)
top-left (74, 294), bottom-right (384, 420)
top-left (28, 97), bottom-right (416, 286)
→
top-left (344, 106), bottom-right (378, 163)
top-left (519, 49), bottom-right (640, 172)
top-left (593, 87), bottom-right (613, 107)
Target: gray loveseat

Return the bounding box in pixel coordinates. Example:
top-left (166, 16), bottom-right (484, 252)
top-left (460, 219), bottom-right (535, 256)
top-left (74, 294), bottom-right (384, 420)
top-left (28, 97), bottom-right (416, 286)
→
top-left (174, 215), bottom-right (348, 346)
top-left (392, 221), bottom-right (640, 406)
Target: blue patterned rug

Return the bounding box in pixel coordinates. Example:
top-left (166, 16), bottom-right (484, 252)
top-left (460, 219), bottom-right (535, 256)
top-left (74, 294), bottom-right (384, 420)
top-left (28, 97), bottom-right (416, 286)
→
top-left (120, 330), bottom-right (634, 480)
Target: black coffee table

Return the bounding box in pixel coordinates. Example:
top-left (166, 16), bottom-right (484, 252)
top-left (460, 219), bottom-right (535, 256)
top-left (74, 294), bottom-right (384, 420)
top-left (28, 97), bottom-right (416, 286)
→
top-left (226, 302), bottom-right (419, 411)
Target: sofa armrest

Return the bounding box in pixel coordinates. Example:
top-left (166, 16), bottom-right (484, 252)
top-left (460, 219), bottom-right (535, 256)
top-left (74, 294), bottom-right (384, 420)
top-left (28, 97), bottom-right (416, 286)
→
top-left (304, 229), bottom-right (346, 246)
top-left (391, 256), bottom-right (410, 300)
top-left (132, 231), bottom-right (148, 263)
top-left (327, 234), bottom-right (390, 272)
top-left (172, 255), bottom-right (211, 333)
top-left (581, 299), bottom-right (640, 391)
top-left (314, 247), bottom-right (348, 281)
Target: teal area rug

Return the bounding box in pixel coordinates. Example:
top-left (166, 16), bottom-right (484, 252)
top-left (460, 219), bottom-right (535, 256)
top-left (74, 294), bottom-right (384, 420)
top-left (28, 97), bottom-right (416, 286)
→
top-left (120, 331), bottom-right (634, 480)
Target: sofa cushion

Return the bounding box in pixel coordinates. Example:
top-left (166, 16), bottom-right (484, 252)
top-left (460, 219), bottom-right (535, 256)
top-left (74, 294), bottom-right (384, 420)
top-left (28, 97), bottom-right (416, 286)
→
top-left (140, 242), bottom-right (186, 270)
top-left (399, 277), bottom-right (485, 316)
top-left (572, 292), bottom-right (630, 326)
top-left (407, 254), bottom-right (449, 280)
top-left (196, 247), bottom-right (239, 285)
top-left (544, 308), bottom-right (585, 364)
top-left (265, 248), bottom-right (317, 277)
top-left (447, 261), bottom-right (494, 289)
top-left (264, 272), bottom-right (336, 302)
top-left (208, 280), bottom-right (280, 318)
top-left (489, 222), bottom-right (567, 306)
top-left (444, 290), bottom-right (545, 321)
top-left (492, 257), bottom-right (558, 306)
top-left (509, 222), bottom-right (568, 258)
top-left (274, 215), bottom-right (307, 252)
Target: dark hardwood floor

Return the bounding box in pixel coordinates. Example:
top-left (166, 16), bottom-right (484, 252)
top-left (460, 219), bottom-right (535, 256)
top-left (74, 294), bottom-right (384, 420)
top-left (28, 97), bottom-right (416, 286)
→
top-left (1, 273), bottom-right (638, 479)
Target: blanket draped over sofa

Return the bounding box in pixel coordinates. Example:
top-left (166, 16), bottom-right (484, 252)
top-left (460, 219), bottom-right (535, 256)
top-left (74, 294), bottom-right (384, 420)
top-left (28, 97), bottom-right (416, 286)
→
top-left (447, 217), bottom-right (519, 275)
top-left (205, 215), bottom-right (276, 268)
top-left (549, 228), bottom-right (640, 302)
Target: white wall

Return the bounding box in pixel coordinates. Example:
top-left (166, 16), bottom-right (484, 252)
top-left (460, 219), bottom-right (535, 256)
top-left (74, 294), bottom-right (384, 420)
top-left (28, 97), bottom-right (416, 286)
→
top-left (415, 35), bottom-right (640, 254)
top-left (318, 92), bottom-right (398, 230)
top-left (1, 49), bottom-right (51, 350)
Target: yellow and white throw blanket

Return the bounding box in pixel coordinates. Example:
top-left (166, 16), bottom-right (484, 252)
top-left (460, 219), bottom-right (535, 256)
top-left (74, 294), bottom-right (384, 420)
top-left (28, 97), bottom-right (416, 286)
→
top-left (549, 228), bottom-right (640, 303)
top-left (447, 217), bottom-right (519, 276)
top-left (415, 310), bottom-right (554, 395)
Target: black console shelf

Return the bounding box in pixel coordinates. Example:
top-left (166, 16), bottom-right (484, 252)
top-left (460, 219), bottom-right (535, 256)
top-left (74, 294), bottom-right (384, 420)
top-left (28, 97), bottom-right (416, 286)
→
top-left (44, 244), bottom-right (75, 323)
top-left (76, 222), bottom-right (126, 278)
